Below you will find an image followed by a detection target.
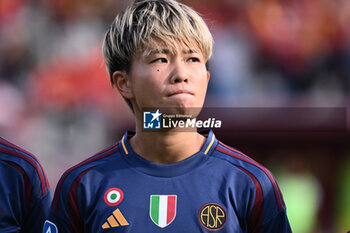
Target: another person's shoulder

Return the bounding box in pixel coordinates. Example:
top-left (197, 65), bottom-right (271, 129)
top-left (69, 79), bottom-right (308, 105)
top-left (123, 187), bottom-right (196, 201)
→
top-left (0, 137), bottom-right (50, 196)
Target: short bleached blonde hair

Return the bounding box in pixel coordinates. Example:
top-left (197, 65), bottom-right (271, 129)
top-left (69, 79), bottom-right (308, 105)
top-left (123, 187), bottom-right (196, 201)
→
top-left (102, 0), bottom-right (213, 84)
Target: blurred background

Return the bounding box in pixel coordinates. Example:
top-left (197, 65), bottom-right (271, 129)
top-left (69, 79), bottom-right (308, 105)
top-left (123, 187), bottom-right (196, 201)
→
top-left (0, 0), bottom-right (349, 232)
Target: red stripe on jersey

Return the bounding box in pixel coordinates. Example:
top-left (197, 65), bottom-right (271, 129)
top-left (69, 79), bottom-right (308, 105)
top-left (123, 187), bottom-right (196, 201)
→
top-left (274, 178), bottom-right (286, 207)
top-left (235, 166), bottom-right (263, 233)
top-left (0, 138), bottom-right (50, 189)
top-left (68, 166), bottom-right (95, 233)
top-left (167, 195), bottom-right (176, 224)
top-left (221, 141), bottom-right (286, 207)
top-left (0, 146), bottom-right (48, 195)
top-left (216, 145), bottom-right (284, 211)
top-left (52, 145), bottom-right (119, 213)
top-left (1, 159), bottom-right (33, 219)
top-left (218, 141), bottom-right (253, 161)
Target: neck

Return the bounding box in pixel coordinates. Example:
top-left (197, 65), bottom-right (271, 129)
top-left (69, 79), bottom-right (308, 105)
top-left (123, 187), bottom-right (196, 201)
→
top-left (129, 128), bottom-right (206, 164)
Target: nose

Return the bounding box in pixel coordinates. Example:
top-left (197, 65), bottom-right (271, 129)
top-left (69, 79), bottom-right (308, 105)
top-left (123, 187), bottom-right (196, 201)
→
top-left (170, 60), bottom-right (189, 84)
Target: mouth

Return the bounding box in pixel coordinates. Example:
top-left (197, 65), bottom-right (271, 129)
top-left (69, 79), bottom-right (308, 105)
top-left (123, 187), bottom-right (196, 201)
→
top-left (167, 90), bottom-right (194, 97)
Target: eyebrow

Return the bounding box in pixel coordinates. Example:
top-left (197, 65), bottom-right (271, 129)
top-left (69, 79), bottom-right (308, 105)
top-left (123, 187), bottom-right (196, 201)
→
top-left (149, 49), bottom-right (171, 55)
top-left (149, 48), bottom-right (199, 55)
top-left (184, 49), bottom-right (199, 54)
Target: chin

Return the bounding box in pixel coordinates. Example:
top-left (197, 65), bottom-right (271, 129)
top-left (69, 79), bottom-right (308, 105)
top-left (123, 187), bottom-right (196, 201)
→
top-left (161, 102), bottom-right (203, 118)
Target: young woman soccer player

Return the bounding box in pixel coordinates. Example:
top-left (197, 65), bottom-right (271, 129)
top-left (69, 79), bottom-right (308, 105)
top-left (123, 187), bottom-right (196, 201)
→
top-left (44, 1), bottom-right (292, 232)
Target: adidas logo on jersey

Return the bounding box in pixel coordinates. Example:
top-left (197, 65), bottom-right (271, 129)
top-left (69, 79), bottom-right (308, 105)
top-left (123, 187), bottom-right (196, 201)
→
top-left (102, 208), bottom-right (129, 229)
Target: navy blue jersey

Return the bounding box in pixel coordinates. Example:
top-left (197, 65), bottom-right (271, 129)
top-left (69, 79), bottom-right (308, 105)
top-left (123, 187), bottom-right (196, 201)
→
top-left (45, 130), bottom-right (291, 233)
top-left (0, 137), bottom-right (51, 232)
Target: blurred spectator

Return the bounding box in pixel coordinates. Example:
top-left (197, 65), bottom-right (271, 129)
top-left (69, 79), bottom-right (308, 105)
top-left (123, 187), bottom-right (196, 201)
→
top-left (0, 81), bottom-right (25, 135)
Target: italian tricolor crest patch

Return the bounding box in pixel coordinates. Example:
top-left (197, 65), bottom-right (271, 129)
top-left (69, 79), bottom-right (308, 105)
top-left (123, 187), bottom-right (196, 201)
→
top-left (149, 195), bottom-right (177, 228)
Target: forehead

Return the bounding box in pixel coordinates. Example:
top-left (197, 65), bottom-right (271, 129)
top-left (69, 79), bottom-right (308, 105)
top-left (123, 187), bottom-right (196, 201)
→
top-left (139, 38), bottom-right (203, 57)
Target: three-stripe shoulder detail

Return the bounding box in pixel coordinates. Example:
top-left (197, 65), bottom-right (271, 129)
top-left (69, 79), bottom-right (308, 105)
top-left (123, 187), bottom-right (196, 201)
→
top-left (52, 145), bottom-right (120, 213)
top-left (0, 159), bottom-right (33, 218)
top-left (68, 166), bottom-right (96, 233)
top-left (0, 138), bottom-right (49, 195)
top-left (235, 165), bottom-right (263, 233)
top-left (215, 142), bottom-right (285, 211)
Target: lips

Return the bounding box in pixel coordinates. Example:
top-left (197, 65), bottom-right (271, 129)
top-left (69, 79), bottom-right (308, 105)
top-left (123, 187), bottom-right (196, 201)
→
top-left (167, 90), bottom-right (194, 97)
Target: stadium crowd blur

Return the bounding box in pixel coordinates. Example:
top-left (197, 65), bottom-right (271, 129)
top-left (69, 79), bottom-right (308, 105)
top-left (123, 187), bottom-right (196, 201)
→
top-left (0, 0), bottom-right (349, 232)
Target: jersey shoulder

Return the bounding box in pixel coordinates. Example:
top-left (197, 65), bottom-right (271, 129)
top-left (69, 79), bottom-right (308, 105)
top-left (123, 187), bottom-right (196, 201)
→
top-left (51, 143), bottom-right (120, 213)
top-left (0, 137), bottom-right (50, 196)
top-left (212, 141), bottom-right (286, 222)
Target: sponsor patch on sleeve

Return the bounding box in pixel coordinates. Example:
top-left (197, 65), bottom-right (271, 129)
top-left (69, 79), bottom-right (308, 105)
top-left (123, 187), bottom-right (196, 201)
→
top-left (43, 220), bottom-right (58, 233)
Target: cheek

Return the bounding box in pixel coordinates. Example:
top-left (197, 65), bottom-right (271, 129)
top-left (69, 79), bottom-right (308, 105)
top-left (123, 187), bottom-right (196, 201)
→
top-left (133, 71), bottom-right (163, 98)
top-left (195, 70), bottom-right (209, 89)
top-left (142, 74), bottom-right (163, 93)
top-left (196, 71), bottom-right (209, 100)
top-left (132, 67), bottom-right (153, 87)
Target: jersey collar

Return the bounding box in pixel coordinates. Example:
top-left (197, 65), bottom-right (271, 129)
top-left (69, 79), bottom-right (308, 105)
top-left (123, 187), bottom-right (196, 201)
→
top-left (118, 130), bottom-right (217, 177)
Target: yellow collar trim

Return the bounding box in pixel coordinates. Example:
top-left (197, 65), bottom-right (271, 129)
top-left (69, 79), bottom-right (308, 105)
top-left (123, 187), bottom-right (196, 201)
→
top-left (204, 133), bottom-right (215, 155)
top-left (121, 135), bottom-right (129, 155)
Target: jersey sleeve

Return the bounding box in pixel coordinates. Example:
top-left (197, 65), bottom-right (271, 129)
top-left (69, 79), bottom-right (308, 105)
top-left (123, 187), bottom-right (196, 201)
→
top-left (43, 144), bottom-right (119, 233)
top-left (214, 142), bottom-right (292, 233)
top-left (22, 190), bottom-right (52, 233)
top-left (21, 158), bottom-right (52, 233)
top-left (45, 209), bottom-right (75, 233)
top-left (247, 172), bottom-right (292, 233)
top-left (44, 179), bottom-right (78, 233)
top-left (43, 166), bottom-right (91, 233)
top-left (261, 209), bottom-right (292, 233)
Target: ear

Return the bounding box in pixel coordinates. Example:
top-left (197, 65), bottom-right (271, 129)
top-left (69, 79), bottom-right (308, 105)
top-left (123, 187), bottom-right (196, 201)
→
top-left (112, 71), bottom-right (134, 99)
top-left (206, 71), bottom-right (210, 83)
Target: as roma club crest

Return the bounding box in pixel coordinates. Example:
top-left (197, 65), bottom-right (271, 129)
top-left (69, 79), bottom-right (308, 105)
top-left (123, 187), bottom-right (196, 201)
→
top-left (199, 203), bottom-right (227, 230)
top-left (149, 195), bottom-right (177, 228)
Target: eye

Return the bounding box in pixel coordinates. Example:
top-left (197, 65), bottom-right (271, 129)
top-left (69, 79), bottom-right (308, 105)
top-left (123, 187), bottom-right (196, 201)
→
top-left (188, 57), bottom-right (200, 62)
top-left (152, 58), bottom-right (168, 63)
